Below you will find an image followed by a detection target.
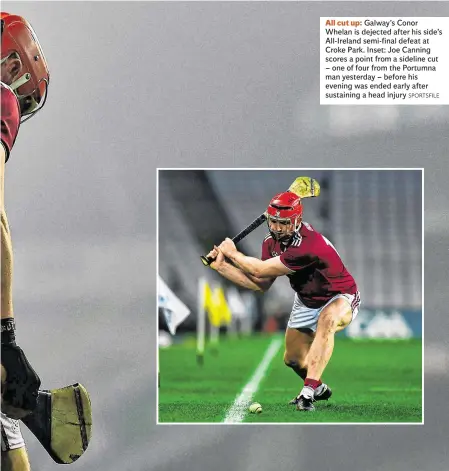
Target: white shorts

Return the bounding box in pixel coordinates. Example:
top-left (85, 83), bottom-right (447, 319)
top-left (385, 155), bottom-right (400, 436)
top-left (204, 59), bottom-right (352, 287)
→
top-left (288, 291), bottom-right (361, 332)
top-left (1, 412), bottom-right (25, 452)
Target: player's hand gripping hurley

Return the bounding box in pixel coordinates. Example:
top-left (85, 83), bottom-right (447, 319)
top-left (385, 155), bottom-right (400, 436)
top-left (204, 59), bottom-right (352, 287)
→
top-left (200, 176), bottom-right (320, 266)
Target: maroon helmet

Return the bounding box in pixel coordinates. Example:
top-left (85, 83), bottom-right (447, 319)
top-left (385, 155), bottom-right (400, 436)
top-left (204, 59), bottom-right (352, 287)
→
top-left (1, 12), bottom-right (50, 121)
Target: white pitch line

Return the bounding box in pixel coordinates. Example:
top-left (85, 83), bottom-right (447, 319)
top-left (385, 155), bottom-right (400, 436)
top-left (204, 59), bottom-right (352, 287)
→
top-left (224, 337), bottom-right (282, 424)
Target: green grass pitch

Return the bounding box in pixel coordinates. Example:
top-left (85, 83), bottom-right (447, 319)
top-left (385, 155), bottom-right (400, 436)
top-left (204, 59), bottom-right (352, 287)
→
top-left (158, 334), bottom-right (422, 423)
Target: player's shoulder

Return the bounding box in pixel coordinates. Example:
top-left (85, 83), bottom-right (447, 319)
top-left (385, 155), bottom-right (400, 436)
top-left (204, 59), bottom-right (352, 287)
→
top-left (1, 82), bottom-right (20, 121)
top-left (1, 82), bottom-right (20, 109)
top-left (1, 82), bottom-right (21, 162)
top-left (300, 221), bottom-right (324, 239)
top-left (289, 231), bottom-right (302, 247)
top-left (291, 221), bottom-right (323, 250)
top-left (263, 233), bottom-right (273, 244)
top-left (300, 221), bottom-right (316, 233)
top-left (262, 233), bottom-right (275, 252)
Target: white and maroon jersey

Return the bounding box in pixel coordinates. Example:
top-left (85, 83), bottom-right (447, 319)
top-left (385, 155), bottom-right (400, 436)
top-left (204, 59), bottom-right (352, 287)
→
top-left (1, 82), bottom-right (21, 162)
top-left (261, 221), bottom-right (357, 308)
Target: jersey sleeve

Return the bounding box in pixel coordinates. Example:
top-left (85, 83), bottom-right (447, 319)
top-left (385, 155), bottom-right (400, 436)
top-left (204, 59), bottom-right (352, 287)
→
top-left (261, 235), bottom-right (272, 261)
top-left (1, 84), bottom-right (21, 162)
top-left (280, 244), bottom-right (313, 271)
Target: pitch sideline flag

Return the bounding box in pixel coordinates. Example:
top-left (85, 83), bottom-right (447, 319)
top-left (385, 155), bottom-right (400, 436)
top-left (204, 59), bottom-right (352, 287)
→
top-left (158, 275), bottom-right (191, 335)
top-left (203, 281), bottom-right (216, 325)
top-left (203, 281), bottom-right (232, 327)
top-left (214, 286), bottom-right (232, 326)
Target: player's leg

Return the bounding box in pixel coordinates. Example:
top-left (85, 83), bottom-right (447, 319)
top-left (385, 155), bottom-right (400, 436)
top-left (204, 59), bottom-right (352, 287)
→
top-left (1, 415), bottom-right (30, 471)
top-left (285, 294), bottom-right (317, 378)
top-left (306, 297), bottom-right (352, 381)
top-left (1, 448), bottom-right (31, 471)
top-left (286, 294), bottom-right (335, 406)
top-left (284, 328), bottom-right (332, 404)
top-left (284, 327), bottom-right (314, 380)
top-left (284, 327), bottom-right (333, 404)
top-left (296, 295), bottom-right (355, 411)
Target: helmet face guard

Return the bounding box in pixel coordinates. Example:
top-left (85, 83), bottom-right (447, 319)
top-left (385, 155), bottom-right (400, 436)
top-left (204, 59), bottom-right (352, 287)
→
top-left (265, 191), bottom-right (303, 243)
top-left (1, 12), bottom-right (50, 121)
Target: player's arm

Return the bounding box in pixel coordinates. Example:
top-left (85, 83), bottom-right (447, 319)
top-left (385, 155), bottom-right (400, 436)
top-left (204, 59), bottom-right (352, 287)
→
top-left (219, 238), bottom-right (294, 278)
top-left (1, 141), bottom-right (13, 320)
top-left (1, 143), bottom-right (5, 210)
top-left (1, 141), bottom-right (41, 420)
top-left (207, 247), bottom-right (275, 292)
top-left (216, 261), bottom-right (275, 293)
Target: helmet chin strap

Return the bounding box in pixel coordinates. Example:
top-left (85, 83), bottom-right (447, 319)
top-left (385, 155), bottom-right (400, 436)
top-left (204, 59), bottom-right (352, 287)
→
top-left (10, 72), bottom-right (31, 91)
top-left (19, 85), bottom-right (48, 122)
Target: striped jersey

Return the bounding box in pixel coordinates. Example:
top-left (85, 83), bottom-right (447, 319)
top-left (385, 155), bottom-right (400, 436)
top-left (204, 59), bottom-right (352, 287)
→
top-left (261, 221), bottom-right (357, 308)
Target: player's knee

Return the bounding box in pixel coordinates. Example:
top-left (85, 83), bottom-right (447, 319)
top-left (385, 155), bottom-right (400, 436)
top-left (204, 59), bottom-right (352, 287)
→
top-left (283, 351), bottom-right (307, 370)
top-left (283, 351), bottom-right (295, 367)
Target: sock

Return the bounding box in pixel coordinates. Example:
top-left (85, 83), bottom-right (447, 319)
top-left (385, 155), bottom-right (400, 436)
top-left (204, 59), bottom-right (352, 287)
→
top-left (304, 378), bottom-right (322, 390)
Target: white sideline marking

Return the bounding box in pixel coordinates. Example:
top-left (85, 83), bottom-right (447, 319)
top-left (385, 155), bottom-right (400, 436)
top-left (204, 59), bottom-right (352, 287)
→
top-left (223, 337), bottom-right (282, 424)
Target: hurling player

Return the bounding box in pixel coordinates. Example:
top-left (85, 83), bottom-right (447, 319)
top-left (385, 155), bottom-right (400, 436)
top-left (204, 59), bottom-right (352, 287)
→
top-left (1, 12), bottom-right (50, 470)
top-left (207, 190), bottom-right (361, 411)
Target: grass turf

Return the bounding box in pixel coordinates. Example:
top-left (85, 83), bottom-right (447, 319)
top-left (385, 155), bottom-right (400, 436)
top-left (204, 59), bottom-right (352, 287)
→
top-left (158, 334), bottom-right (422, 423)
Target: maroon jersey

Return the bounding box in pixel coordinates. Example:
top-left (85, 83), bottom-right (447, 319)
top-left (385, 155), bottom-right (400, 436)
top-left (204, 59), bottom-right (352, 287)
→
top-left (262, 221), bottom-right (357, 308)
top-left (1, 83), bottom-right (21, 162)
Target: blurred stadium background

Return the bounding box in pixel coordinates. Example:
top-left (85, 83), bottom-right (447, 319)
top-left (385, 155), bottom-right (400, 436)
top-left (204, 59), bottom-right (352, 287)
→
top-left (159, 169), bottom-right (422, 341)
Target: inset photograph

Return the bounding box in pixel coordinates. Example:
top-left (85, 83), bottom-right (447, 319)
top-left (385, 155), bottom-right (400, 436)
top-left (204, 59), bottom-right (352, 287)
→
top-left (158, 169), bottom-right (423, 424)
